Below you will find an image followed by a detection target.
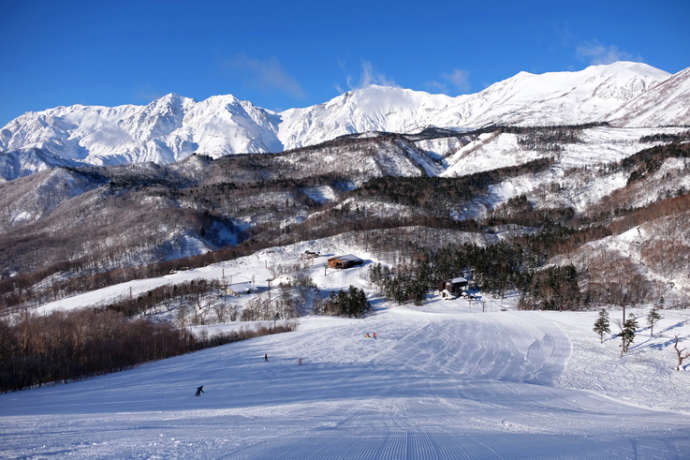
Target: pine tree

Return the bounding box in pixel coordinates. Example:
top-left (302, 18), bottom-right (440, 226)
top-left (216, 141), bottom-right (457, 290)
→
top-left (647, 306), bottom-right (662, 337)
top-left (593, 308), bottom-right (610, 344)
top-left (620, 313), bottom-right (638, 355)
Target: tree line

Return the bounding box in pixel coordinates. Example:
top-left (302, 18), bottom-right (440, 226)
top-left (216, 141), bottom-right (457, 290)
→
top-left (369, 243), bottom-right (534, 303)
top-left (0, 308), bottom-right (295, 393)
top-left (104, 279), bottom-right (223, 317)
top-left (366, 240), bottom-right (584, 310)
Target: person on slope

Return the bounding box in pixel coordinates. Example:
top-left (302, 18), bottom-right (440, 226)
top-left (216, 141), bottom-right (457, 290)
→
top-left (195, 385), bottom-right (204, 396)
top-left (264, 353), bottom-right (268, 361)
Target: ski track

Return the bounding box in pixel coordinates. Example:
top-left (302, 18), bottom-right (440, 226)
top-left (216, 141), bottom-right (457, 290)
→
top-left (2, 307), bottom-right (690, 459)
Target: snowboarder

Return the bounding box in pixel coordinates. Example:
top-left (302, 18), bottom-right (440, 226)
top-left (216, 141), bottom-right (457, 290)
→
top-left (365, 332), bottom-right (370, 338)
top-left (264, 353), bottom-right (268, 362)
top-left (195, 385), bottom-right (204, 396)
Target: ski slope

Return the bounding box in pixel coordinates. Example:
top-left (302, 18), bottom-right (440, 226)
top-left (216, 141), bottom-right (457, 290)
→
top-left (2, 303), bottom-right (690, 459)
top-left (3, 237), bottom-right (690, 458)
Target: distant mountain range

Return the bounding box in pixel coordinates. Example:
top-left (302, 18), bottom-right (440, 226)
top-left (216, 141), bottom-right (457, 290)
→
top-left (1, 61), bottom-right (688, 181)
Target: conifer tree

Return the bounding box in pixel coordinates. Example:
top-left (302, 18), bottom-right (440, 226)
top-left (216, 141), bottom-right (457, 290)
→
top-left (647, 306), bottom-right (662, 337)
top-left (593, 308), bottom-right (610, 344)
top-left (620, 313), bottom-right (638, 355)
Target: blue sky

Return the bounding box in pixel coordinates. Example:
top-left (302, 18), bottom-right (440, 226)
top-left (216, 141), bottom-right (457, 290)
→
top-left (1, 0), bottom-right (688, 126)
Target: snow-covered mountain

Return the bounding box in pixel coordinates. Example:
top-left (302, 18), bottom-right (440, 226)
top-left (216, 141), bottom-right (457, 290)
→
top-left (0, 93), bottom-right (281, 167)
top-left (608, 67), bottom-right (690, 127)
top-left (281, 62), bottom-right (671, 148)
top-left (0, 147), bottom-right (84, 182)
top-left (0, 61), bottom-right (683, 180)
top-left (455, 61), bottom-right (669, 126)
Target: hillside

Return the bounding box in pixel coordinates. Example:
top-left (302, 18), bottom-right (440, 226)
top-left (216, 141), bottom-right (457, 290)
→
top-left (609, 67), bottom-right (690, 127)
top-left (1, 124), bottom-right (688, 311)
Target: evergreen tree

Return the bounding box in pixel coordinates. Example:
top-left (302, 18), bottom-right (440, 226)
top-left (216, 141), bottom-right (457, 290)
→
top-left (620, 313), bottom-right (638, 355)
top-left (316, 286), bottom-right (370, 318)
top-left (593, 308), bottom-right (610, 344)
top-left (647, 306), bottom-right (662, 337)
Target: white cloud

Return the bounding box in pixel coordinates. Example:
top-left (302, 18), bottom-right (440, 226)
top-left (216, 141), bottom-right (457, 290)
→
top-left (359, 61), bottom-right (397, 87)
top-left (576, 41), bottom-right (642, 65)
top-left (228, 55), bottom-right (305, 99)
top-left (337, 60), bottom-right (397, 92)
top-left (442, 69), bottom-right (471, 93)
top-left (426, 68), bottom-right (471, 94)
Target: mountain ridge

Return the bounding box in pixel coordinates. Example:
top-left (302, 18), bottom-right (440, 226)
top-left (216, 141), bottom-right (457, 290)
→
top-left (1, 61), bottom-right (687, 181)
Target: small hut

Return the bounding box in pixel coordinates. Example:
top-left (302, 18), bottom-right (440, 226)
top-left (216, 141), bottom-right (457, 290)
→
top-left (327, 254), bottom-right (363, 269)
top-left (441, 277), bottom-right (468, 298)
top-left (226, 281), bottom-right (253, 296)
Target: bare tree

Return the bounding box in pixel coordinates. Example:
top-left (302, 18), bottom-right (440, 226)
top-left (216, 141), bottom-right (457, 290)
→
top-left (673, 336), bottom-right (690, 371)
top-left (213, 303), bottom-right (228, 323)
top-left (176, 303), bottom-right (189, 327)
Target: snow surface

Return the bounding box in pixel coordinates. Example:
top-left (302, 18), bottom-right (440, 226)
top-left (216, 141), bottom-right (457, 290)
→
top-left (4, 237), bottom-right (690, 459)
top-left (440, 126), bottom-right (685, 179)
top-left (609, 67), bottom-right (690, 127)
top-left (2, 305), bottom-right (689, 458)
top-left (301, 185), bottom-right (337, 204)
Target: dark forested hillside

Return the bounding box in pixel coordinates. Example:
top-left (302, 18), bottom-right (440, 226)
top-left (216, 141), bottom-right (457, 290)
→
top-left (0, 125), bottom-right (688, 311)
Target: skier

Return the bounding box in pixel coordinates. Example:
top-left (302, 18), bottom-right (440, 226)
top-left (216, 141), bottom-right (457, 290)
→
top-left (365, 332), bottom-right (370, 338)
top-left (264, 352), bottom-right (268, 362)
top-left (373, 332), bottom-right (377, 340)
top-left (195, 385), bottom-right (204, 397)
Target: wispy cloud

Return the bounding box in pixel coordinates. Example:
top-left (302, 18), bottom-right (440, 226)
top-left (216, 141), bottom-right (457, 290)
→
top-left (426, 68), bottom-right (471, 94)
top-left (576, 40), bottom-right (642, 65)
top-left (359, 61), bottom-right (397, 87)
top-left (336, 60), bottom-right (397, 92)
top-left (227, 55), bottom-right (305, 99)
top-left (443, 69), bottom-right (471, 93)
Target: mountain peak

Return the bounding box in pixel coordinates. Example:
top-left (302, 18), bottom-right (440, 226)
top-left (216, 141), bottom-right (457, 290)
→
top-left (581, 61), bottom-right (670, 80)
top-left (145, 92), bottom-right (190, 110)
top-left (158, 92), bottom-right (181, 101)
top-left (608, 64), bottom-right (690, 127)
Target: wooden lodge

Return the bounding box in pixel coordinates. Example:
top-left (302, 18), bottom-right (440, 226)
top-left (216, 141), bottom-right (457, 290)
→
top-left (327, 254), bottom-right (364, 269)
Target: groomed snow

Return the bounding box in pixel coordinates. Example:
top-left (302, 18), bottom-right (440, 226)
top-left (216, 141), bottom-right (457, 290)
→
top-left (1, 304), bottom-right (689, 458)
